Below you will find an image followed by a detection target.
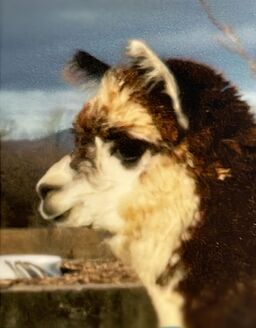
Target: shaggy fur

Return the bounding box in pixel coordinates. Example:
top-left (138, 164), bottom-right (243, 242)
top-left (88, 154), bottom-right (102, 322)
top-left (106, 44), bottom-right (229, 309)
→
top-left (37, 40), bottom-right (256, 328)
top-left (168, 59), bottom-right (256, 328)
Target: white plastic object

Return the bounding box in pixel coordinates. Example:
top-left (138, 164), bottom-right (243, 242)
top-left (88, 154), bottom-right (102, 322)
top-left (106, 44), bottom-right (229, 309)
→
top-left (0, 254), bottom-right (62, 279)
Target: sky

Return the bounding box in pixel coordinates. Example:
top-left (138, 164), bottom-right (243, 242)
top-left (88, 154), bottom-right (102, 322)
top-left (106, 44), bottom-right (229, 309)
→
top-left (0, 0), bottom-right (255, 139)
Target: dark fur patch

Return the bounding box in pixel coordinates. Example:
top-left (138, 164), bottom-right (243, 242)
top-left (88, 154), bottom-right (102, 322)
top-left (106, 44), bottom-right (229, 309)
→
top-left (161, 60), bottom-right (256, 328)
top-left (73, 50), bottom-right (110, 78)
top-left (64, 50), bottom-right (110, 85)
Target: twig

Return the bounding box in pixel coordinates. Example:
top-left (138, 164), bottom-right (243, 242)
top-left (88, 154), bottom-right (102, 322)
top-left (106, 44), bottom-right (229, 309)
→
top-left (198, 0), bottom-right (256, 76)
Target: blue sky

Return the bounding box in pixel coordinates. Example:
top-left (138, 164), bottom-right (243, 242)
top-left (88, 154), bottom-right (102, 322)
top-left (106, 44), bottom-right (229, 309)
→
top-left (1, 0), bottom-right (255, 139)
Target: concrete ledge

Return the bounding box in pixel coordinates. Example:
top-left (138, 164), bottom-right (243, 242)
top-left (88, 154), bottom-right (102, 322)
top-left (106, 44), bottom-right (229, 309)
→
top-left (0, 283), bottom-right (157, 328)
top-left (0, 282), bottom-right (143, 293)
top-left (0, 228), bottom-right (113, 259)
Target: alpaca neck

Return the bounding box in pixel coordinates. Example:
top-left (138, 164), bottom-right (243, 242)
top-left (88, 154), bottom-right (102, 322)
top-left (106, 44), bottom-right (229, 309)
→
top-left (108, 233), bottom-right (185, 327)
top-left (141, 271), bottom-right (184, 328)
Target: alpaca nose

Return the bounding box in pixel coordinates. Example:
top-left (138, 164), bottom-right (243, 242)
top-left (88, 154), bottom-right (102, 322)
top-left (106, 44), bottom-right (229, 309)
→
top-left (37, 183), bottom-right (59, 200)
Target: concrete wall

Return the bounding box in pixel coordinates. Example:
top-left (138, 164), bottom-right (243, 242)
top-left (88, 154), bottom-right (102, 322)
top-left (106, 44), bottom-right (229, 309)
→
top-left (0, 284), bottom-right (157, 328)
top-left (0, 228), bottom-right (113, 259)
top-left (0, 229), bottom-right (158, 328)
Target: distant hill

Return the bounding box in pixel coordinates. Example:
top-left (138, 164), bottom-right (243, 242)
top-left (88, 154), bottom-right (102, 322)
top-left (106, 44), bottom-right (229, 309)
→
top-left (1, 129), bottom-right (74, 228)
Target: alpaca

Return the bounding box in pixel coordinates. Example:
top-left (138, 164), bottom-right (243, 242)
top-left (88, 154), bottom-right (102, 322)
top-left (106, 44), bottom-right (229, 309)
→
top-left (36, 40), bottom-right (256, 328)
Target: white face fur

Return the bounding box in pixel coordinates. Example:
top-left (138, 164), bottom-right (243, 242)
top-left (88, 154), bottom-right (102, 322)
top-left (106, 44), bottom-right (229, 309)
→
top-left (37, 137), bottom-right (154, 233)
top-left (36, 40), bottom-right (200, 327)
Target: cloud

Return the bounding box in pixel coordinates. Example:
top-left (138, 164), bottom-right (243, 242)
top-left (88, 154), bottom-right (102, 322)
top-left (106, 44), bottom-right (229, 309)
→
top-left (57, 9), bottom-right (102, 23)
top-left (1, 0), bottom-right (255, 90)
top-left (233, 24), bottom-right (256, 46)
top-left (241, 91), bottom-right (256, 110)
top-left (1, 0), bottom-right (255, 140)
top-left (1, 86), bottom-right (255, 140)
top-left (149, 28), bottom-right (214, 54)
top-left (0, 89), bottom-right (94, 140)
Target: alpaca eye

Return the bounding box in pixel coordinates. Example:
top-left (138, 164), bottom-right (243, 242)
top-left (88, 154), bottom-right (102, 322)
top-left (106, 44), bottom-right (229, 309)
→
top-left (113, 138), bottom-right (148, 164)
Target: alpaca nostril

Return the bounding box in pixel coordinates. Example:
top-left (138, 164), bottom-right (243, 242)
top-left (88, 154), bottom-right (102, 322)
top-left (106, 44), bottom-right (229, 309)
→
top-left (38, 183), bottom-right (59, 199)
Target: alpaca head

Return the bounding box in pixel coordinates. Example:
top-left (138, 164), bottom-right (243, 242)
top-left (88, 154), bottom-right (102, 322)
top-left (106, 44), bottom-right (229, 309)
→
top-left (36, 40), bottom-right (200, 274)
top-left (37, 40), bottom-right (197, 233)
top-left (38, 41), bottom-right (194, 213)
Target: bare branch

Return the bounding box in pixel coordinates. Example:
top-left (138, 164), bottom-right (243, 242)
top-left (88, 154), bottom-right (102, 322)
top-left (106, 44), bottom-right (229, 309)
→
top-left (198, 0), bottom-right (256, 76)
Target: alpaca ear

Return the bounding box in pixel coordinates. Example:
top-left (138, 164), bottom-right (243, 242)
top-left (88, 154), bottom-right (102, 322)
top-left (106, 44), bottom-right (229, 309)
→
top-left (126, 40), bottom-right (188, 130)
top-left (63, 50), bottom-right (110, 87)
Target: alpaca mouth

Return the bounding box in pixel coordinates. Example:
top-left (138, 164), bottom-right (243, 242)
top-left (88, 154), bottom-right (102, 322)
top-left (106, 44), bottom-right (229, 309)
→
top-left (39, 202), bottom-right (72, 223)
top-left (52, 209), bottom-right (71, 223)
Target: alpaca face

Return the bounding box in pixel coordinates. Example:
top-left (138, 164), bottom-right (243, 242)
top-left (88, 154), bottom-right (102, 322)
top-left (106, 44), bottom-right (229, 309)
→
top-left (36, 134), bottom-right (156, 233)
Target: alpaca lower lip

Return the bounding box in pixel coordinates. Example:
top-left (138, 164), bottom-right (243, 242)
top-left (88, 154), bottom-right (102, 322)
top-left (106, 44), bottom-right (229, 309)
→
top-left (53, 209), bottom-right (71, 223)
